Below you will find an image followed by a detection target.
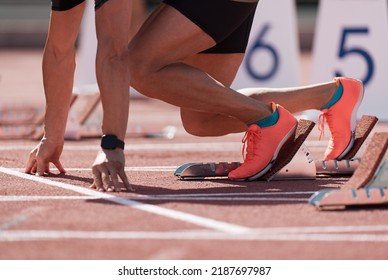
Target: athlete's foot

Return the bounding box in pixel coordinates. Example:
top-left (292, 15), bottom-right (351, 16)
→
top-left (228, 103), bottom-right (297, 181)
top-left (319, 77), bottom-right (364, 161)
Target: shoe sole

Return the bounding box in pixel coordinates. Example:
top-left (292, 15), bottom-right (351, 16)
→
top-left (336, 79), bottom-right (365, 160)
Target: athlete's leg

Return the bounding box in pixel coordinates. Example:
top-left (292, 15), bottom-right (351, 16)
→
top-left (180, 49), bottom-right (337, 136)
top-left (182, 52), bottom-right (362, 163)
top-left (181, 54), bottom-right (337, 136)
top-left (180, 53), bottom-right (248, 136)
top-left (128, 3), bottom-right (273, 127)
top-left (95, 0), bottom-right (132, 140)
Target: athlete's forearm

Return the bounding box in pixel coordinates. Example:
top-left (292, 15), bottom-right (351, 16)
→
top-left (42, 45), bottom-right (76, 141)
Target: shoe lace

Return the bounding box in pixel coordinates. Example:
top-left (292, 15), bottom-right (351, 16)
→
top-left (241, 126), bottom-right (261, 161)
top-left (318, 108), bottom-right (335, 140)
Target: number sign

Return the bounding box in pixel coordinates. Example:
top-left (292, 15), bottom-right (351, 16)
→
top-left (232, 0), bottom-right (300, 89)
top-left (311, 0), bottom-right (388, 120)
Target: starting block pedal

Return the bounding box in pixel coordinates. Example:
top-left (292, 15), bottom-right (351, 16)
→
top-left (309, 132), bottom-right (388, 210)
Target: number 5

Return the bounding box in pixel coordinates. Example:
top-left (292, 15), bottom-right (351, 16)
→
top-left (335, 28), bottom-right (374, 85)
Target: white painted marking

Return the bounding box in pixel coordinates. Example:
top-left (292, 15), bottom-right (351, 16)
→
top-left (0, 190), bottom-right (313, 203)
top-left (8, 166), bottom-right (178, 172)
top-left (0, 167), bottom-right (249, 234)
top-left (130, 191), bottom-right (313, 202)
top-left (140, 191), bottom-right (315, 197)
top-left (0, 140), bottom-right (327, 152)
top-left (0, 195), bottom-right (93, 202)
top-left (132, 196), bottom-right (308, 202)
top-left (0, 142), bottom-right (241, 152)
top-left (1, 226), bottom-right (388, 242)
top-left (64, 166), bottom-right (177, 172)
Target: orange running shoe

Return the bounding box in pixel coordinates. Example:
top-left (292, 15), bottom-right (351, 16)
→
top-left (319, 77), bottom-right (364, 160)
top-left (228, 103), bottom-right (297, 181)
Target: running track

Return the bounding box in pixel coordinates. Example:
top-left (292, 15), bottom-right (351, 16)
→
top-left (1, 51), bottom-right (388, 260)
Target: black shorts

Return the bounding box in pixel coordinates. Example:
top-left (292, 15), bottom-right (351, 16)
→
top-left (163, 0), bottom-right (259, 53)
top-left (51, 0), bottom-right (109, 11)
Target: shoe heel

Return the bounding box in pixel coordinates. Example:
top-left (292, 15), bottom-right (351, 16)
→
top-left (261, 119), bottom-right (315, 181)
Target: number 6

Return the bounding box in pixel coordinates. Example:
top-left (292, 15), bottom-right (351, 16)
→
top-left (245, 23), bottom-right (279, 81)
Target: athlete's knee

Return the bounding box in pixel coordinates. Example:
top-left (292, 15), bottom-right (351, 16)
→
top-left (182, 122), bottom-right (207, 137)
top-left (181, 116), bottom-right (212, 137)
top-left (97, 38), bottom-right (129, 67)
top-left (45, 39), bottom-right (76, 62)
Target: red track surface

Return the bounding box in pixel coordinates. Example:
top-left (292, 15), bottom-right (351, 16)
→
top-left (1, 51), bottom-right (388, 260)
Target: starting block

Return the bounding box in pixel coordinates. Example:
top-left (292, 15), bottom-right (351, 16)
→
top-left (315, 115), bottom-right (378, 175)
top-left (175, 115), bottom-right (378, 181)
top-left (176, 119), bottom-right (316, 181)
top-left (309, 132), bottom-right (388, 210)
top-left (175, 143), bottom-right (317, 181)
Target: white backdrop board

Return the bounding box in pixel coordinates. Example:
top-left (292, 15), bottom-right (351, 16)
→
top-left (232, 0), bottom-right (300, 90)
top-left (74, 0), bottom-right (98, 95)
top-left (311, 0), bottom-right (388, 120)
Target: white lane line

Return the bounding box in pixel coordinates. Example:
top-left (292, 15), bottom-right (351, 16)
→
top-left (132, 196), bottom-right (308, 202)
top-left (0, 140), bottom-right (328, 152)
top-left (129, 191), bottom-right (313, 202)
top-left (0, 142), bottom-right (241, 152)
top-left (0, 190), bottom-right (313, 203)
top-left (0, 167), bottom-right (249, 234)
top-left (0, 196), bottom-right (94, 202)
top-left (138, 191), bottom-right (315, 197)
top-left (67, 166), bottom-right (177, 172)
top-left (1, 227), bottom-right (388, 242)
top-left (9, 166), bottom-right (178, 172)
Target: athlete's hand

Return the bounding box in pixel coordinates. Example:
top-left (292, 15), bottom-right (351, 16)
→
top-left (90, 149), bottom-right (134, 192)
top-left (25, 137), bottom-right (66, 175)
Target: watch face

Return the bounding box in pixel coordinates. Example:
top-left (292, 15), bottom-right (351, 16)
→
top-left (101, 134), bottom-right (124, 150)
top-left (101, 135), bottom-right (118, 149)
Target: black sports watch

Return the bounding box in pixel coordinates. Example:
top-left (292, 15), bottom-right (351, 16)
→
top-left (100, 134), bottom-right (125, 150)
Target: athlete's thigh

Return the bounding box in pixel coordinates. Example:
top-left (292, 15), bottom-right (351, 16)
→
top-left (129, 3), bottom-right (215, 67)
